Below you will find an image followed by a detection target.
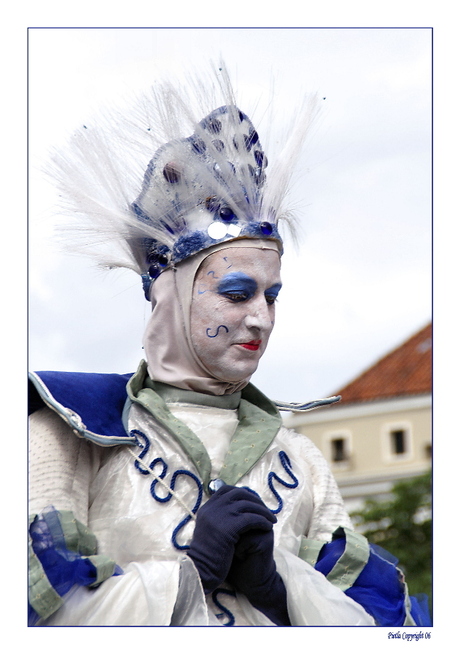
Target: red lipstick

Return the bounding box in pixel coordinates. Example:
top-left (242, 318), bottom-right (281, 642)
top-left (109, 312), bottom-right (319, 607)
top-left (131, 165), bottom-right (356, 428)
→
top-left (239, 340), bottom-right (262, 351)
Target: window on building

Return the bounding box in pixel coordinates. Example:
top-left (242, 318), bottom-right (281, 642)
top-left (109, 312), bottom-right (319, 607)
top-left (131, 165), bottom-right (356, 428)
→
top-left (323, 431), bottom-right (352, 469)
top-left (331, 438), bottom-right (347, 462)
top-left (425, 444), bottom-right (432, 459)
top-left (383, 422), bottom-right (413, 462)
top-left (391, 429), bottom-right (407, 455)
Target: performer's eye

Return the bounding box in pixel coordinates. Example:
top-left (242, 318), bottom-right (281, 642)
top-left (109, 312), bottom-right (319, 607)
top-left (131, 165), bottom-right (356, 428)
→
top-left (217, 273), bottom-right (257, 303)
top-left (222, 291), bottom-right (249, 303)
top-left (264, 284), bottom-right (282, 305)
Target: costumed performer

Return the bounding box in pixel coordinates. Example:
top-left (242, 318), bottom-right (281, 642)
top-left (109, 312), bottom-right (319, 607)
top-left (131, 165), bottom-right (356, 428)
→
top-left (28, 64), bottom-right (431, 627)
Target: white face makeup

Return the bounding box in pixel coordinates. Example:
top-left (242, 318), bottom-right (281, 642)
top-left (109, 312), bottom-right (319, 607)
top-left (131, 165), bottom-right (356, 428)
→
top-left (190, 247), bottom-right (282, 383)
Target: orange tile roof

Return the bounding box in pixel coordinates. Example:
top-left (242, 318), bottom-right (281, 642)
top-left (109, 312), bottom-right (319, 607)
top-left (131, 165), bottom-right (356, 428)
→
top-left (333, 323), bottom-right (432, 405)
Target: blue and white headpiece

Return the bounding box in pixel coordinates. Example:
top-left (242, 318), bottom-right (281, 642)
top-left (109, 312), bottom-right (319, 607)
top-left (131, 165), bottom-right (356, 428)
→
top-left (132, 104), bottom-right (283, 299)
top-left (50, 64), bottom-right (318, 300)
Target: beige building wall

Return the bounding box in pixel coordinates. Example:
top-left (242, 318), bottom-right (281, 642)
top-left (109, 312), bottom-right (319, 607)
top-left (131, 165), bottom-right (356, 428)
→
top-left (284, 394), bottom-right (432, 512)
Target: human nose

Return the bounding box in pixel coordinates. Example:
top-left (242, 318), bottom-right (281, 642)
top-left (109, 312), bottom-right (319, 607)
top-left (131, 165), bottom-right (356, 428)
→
top-left (243, 297), bottom-right (274, 332)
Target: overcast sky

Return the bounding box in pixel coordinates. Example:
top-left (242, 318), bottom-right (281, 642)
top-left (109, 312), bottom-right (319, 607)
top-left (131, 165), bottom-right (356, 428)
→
top-left (28, 27), bottom-right (432, 403)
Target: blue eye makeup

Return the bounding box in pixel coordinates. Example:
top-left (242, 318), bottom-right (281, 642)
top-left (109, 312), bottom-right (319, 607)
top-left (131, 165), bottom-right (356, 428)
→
top-left (217, 272), bottom-right (257, 302)
top-left (264, 283), bottom-right (282, 304)
top-left (216, 273), bottom-right (282, 304)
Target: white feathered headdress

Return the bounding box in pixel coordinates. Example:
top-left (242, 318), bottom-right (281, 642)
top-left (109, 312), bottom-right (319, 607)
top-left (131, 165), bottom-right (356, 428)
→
top-left (49, 63), bottom-right (318, 299)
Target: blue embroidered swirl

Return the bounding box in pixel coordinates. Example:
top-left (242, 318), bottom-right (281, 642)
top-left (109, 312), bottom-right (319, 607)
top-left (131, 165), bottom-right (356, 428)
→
top-left (212, 588), bottom-right (237, 626)
top-left (267, 451), bottom-right (299, 514)
top-left (131, 430), bottom-right (203, 550)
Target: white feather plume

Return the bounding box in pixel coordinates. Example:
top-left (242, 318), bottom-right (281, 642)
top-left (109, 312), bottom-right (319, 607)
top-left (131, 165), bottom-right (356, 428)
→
top-left (47, 62), bottom-right (320, 277)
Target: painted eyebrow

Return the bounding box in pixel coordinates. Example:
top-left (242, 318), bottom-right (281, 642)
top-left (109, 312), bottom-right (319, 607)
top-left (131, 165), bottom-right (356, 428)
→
top-left (217, 272), bottom-right (258, 295)
top-left (265, 283), bottom-right (282, 296)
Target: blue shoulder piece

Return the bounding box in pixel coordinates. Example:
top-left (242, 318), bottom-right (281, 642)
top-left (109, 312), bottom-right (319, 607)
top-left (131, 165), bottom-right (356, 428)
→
top-left (29, 370), bottom-right (137, 447)
top-left (314, 528), bottom-right (432, 627)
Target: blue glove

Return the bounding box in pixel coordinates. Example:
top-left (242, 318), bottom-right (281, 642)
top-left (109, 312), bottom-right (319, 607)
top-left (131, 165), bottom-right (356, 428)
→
top-left (227, 527), bottom-right (290, 625)
top-left (187, 485), bottom-right (276, 594)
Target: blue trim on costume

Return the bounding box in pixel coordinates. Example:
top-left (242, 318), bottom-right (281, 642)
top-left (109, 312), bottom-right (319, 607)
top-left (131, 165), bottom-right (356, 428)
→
top-left (132, 429), bottom-right (151, 470)
top-left (169, 470), bottom-right (204, 549)
top-left (131, 430), bottom-right (204, 551)
top-left (28, 370), bottom-right (135, 446)
top-left (149, 459), bottom-right (170, 501)
top-left (267, 451), bottom-right (299, 514)
top-left (314, 536), bottom-right (432, 627)
top-left (29, 508), bottom-right (122, 626)
top-left (212, 588), bottom-right (237, 626)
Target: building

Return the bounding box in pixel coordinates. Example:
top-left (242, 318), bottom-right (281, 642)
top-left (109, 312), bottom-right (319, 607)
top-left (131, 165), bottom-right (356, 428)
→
top-left (284, 323), bottom-right (432, 512)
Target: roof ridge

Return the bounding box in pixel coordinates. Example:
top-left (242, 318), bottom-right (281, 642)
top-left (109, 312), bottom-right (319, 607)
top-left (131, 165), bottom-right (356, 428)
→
top-left (332, 322), bottom-right (432, 404)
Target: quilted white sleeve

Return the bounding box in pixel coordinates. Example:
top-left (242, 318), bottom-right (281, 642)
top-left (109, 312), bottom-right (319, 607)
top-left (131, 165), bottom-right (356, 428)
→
top-left (283, 427), bottom-right (352, 541)
top-left (29, 407), bottom-right (102, 523)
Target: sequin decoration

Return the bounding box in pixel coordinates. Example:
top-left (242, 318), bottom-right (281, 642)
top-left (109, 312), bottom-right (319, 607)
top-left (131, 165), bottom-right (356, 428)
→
top-left (219, 207), bottom-right (236, 222)
top-left (260, 222), bottom-right (273, 236)
top-left (148, 264), bottom-right (161, 279)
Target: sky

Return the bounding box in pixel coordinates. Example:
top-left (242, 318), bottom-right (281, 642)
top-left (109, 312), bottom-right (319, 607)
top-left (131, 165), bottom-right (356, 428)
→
top-left (28, 27), bottom-right (432, 404)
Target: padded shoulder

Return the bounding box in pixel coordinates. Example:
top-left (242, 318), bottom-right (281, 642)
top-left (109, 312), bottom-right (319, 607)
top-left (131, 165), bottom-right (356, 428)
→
top-left (28, 370), bottom-right (136, 447)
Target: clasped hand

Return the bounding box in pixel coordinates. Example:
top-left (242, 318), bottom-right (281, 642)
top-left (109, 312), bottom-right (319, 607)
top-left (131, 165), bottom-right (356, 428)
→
top-left (187, 484), bottom-right (290, 625)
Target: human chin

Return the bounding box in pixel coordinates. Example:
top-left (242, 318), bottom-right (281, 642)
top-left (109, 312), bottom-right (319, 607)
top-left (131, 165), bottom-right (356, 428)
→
top-left (199, 338), bottom-right (265, 382)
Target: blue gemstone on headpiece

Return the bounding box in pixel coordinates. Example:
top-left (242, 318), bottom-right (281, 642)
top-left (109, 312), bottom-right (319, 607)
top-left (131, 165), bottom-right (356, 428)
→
top-left (148, 264), bottom-right (160, 278)
top-left (219, 207), bottom-right (236, 222)
top-left (260, 222), bottom-right (273, 236)
top-left (157, 253), bottom-right (169, 267)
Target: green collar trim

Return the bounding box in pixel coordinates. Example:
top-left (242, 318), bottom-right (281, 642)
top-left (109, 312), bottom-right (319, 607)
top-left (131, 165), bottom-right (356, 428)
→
top-left (326, 527), bottom-right (370, 591)
top-left (298, 527), bottom-right (370, 591)
top-left (28, 539), bottom-right (63, 620)
top-left (145, 378), bottom-right (242, 410)
top-left (127, 362), bottom-right (213, 487)
top-left (298, 535), bottom-right (328, 567)
top-left (219, 383), bottom-right (282, 486)
top-left (127, 361), bottom-right (282, 491)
